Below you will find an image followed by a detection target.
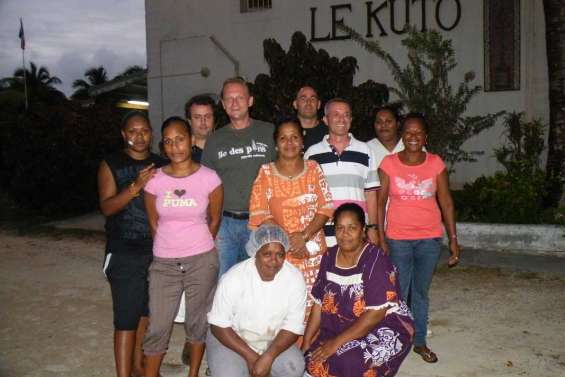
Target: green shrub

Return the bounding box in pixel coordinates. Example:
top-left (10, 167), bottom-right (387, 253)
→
top-left (455, 113), bottom-right (552, 224)
top-left (454, 171), bottom-right (546, 223)
top-left (1, 101), bottom-right (125, 215)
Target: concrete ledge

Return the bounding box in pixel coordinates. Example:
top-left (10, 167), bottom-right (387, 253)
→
top-left (456, 222), bottom-right (565, 253)
top-left (47, 215), bottom-right (564, 254)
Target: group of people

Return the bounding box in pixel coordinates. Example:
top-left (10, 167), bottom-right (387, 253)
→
top-left (98, 77), bottom-right (460, 377)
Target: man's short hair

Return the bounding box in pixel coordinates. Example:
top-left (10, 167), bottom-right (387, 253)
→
top-left (295, 85), bottom-right (319, 99)
top-left (221, 76), bottom-right (251, 98)
top-left (184, 95), bottom-right (215, 119)
top-left (324, 97), bottom-right (351, 116)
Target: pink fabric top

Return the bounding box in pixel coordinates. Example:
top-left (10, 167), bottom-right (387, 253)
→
top-left (379, 153), bottom-right (446, 240)
top-left (144, 166), bottom-right (221, 258)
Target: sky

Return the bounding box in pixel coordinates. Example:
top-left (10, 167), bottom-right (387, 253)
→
top-left (0, 0), bottom-right (146, 96)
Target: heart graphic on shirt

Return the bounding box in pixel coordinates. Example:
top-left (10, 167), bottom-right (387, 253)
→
top-left (174, 189), bottom-right (186, 198)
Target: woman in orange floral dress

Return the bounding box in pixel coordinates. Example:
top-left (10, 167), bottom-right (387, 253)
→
top-left (302, 203), bottom-right (413, 377)
top-left (249, 118), bottom-right (333, 321)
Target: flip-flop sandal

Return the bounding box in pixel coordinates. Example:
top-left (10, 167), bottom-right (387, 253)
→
top-left (413, 346), bottom-right (438, 363)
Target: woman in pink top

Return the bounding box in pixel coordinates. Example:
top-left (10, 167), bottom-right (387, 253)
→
top-left (143, 116), bottom-right (223, 377)
top-left (376, 113), bottom-right (460, 364)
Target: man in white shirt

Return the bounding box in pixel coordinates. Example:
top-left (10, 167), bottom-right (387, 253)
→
top-left (207, 224), bottom-right (306, 377)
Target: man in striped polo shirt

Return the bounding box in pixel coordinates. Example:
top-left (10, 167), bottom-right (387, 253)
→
top-left (304, 98), bottom-right (380, 247)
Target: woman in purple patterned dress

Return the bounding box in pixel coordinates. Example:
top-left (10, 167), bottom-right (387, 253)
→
top-left (302, 203), bottom-right (414, 377)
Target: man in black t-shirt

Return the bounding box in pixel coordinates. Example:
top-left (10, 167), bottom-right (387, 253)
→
top-left (185, 94), bottom-right (216, 163)
top-left (293, 85), bottom-right (328, 151)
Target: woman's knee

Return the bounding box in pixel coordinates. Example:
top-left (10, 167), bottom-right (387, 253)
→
top-left (271, 346), bottom-right (305, 377)
top-left (142, 321), bottom-right (172, 354)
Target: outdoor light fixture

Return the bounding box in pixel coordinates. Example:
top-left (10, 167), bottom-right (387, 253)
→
top-left (117, 99), bottom-right (150, 110)
top-left (127, 100), bottom-right (149, 106)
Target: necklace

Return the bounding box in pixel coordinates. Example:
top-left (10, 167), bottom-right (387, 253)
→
top-left (274, 160), bottom-right (304, 180)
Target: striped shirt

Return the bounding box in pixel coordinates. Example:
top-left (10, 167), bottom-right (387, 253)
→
top-left (304, 133), bottom-right (379, 246)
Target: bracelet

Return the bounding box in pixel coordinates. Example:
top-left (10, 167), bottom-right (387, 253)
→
top-left (450, 234), bottom-right (458, 239)
top-left (366, 224), bottom-right (378, 229)
top-left (129, 182), bottom-right (140, 198)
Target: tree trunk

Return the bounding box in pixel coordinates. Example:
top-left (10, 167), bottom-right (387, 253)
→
top-left (543, 0), bottom-right (565, 207)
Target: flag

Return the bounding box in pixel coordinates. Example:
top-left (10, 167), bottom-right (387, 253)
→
top-left (18, 18), bottom-right (25, 50)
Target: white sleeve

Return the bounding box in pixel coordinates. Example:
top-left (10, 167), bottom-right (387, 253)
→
top-left (207, 272), bottom-right (236, 328)
top-left (280, 267), bottom-right (307, 335)
top-left (366, 144), bottom-right (380, 188)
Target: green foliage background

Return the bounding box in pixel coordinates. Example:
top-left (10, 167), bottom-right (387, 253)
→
top-left (454, 113), bottom-right (559, 224)
top-left (338, 24), bottom-right (503, 167)
top-left (247, 32), bottom-right (389, 141)
top-left (1, 101), bottom-right (125, 215)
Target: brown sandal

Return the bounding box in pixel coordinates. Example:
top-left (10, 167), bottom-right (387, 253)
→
top-left (413, 345), bottom-right (438, 363)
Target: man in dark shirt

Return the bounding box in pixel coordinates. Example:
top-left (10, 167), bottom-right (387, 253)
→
top-left (293, 85), bottom-right (328, 151)
top-left (185, 94), bottom-right (216, 163)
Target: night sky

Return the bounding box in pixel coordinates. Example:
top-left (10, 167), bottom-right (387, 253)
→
top-left (0, 0), bottom-right (146, 96)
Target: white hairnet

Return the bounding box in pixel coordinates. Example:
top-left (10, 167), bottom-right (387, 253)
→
top-left (246, 224), bottom-right (290, 257)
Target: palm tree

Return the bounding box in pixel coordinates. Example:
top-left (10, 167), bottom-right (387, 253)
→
top-left (115, 65), bottom-right (146, 78)
top-left (543, 0), bottom-right (565, 206)
top-left (2, 62), bottom-right (65, 105)
top-left (71, 66), bottom-right (108, 99)
top-left (13, 61), bottom-right (62, 90)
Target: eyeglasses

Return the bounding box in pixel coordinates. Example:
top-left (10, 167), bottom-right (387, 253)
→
top-left (162, 136), bottom-right (187, 146)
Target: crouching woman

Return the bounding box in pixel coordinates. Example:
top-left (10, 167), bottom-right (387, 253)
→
top-left (206, 224), bottom-right (306, 377)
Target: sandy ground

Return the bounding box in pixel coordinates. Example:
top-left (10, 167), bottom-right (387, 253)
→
top-left (0, 231), bottom-right (564, 377)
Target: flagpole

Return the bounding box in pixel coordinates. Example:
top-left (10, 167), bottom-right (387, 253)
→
top-left (19, 17), bottom-right (28, 110)
top-left (22, 47), bottom-right (28, 110)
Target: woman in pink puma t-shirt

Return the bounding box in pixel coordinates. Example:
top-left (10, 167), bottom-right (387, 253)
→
top-left (376, 113), bottom-right (459, 364)
top-left (143, 116), bottom-right (223, 377)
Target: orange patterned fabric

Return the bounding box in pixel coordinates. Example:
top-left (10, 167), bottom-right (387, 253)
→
top-left (249, 160), bottom-right (334, 320)
top-left (307, 360), bottom-right (337, 377)
top-left (321, 291), bottom-right (339, 314)
top-left (352, 295), bottom-right (366, 317)
top-left (386, 291), bottom-right (397, 301)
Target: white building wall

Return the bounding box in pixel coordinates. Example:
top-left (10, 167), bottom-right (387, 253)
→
top-left (145, 0), bottom-right (549, 186)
